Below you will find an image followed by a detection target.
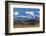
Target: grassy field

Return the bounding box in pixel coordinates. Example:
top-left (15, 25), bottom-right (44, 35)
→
top-left (14, 22), bottom-right (39, 28)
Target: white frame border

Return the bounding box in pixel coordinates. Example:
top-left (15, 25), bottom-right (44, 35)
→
top-left (8, 3), bottom-right (43, 33)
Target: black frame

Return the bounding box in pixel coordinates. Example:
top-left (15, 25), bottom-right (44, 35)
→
top-left (5, 1), bottom-right (45, 35)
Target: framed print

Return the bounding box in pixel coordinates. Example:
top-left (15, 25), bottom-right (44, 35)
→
top-left (5, 1), bottom-right (45, 35)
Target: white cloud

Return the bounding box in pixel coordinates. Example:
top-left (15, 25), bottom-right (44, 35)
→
top-left (25, 11), bottom-right (34, 15)
top-left (14, 12), bottom-right (19, 15)
top-left (25, 11), bottom-right (35, 18)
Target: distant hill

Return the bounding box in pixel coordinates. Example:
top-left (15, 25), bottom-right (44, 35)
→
top-left (14, 14), bottom-right (39, 24)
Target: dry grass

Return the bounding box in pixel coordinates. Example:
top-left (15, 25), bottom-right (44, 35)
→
top-left (14, 23), bottom-right (39, 28)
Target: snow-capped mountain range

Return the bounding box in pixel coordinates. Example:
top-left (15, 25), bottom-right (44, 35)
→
top-left (14, 11), bottom-right (39, 23)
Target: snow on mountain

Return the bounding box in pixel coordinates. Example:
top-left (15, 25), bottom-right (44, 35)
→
top-left (25, 11), bottom-right (35, 18)
top-left (13, 11), bottom-right (39, 22)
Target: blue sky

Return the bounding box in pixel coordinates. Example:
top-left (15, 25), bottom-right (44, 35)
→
top-left (13, 8), bottom-right (40, 18)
